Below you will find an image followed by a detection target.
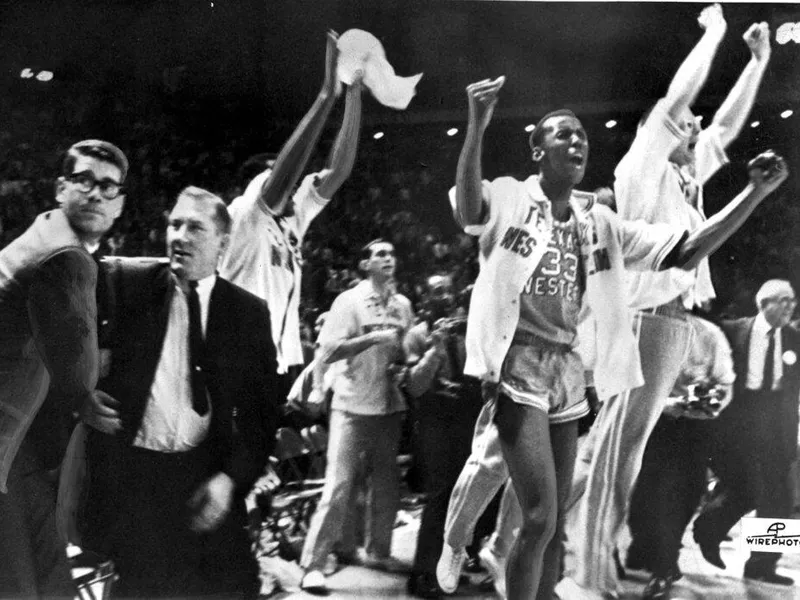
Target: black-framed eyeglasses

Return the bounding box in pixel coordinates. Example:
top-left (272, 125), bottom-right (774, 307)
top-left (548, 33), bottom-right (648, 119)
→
top-left (67, 171), bottom-right (125, 200)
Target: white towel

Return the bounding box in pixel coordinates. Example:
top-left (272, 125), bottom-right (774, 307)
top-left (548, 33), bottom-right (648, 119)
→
top-left (337, 29), bottom-right (423, 110)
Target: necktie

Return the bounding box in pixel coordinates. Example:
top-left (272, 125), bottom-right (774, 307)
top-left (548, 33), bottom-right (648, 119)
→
top-left (762, 328), bottom-right (775, 392)
top-left (188, 281), bottom-right (209, 415)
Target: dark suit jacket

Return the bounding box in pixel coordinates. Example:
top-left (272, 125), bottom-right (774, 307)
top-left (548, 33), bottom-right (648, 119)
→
top-left (719, 316), bottom-right (800, 464)
top-left (96, 257), bottom-right (279, 493)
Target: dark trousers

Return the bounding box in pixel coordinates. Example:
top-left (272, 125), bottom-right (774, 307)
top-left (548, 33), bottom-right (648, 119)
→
top-left (83, 432), bottom-right (259, 598)
top-left (628, 415), bottom-right (711, 576)
top-left (694, 389), bottom-right (798, 573)
top-left (0, 448), bottom-right (74, 600)
top-left (412, 391), bottom-right (483, 575)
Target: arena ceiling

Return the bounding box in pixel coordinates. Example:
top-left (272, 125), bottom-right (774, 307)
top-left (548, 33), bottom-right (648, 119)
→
top-left (1, 0), bottom-right (799, 124)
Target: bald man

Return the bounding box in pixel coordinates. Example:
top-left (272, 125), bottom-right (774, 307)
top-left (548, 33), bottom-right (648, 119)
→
top-left (694, 280), bottom-right (800, 586)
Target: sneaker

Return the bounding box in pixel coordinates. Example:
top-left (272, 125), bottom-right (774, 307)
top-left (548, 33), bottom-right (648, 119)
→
top-left (436, 543), bottom-right (467, 594)
top-left (300, 570), bottom-right (329, 595)
top-left (479, 546), bottom-right (507, 599)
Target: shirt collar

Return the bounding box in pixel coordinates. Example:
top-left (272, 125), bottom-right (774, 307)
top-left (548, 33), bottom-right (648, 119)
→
top-left (83, 241), bottom-right (101, 255)
top-left (754, 312), bottom-right (779, 336)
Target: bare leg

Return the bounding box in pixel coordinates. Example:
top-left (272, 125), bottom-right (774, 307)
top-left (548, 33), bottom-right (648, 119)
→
top-left (495, 394), bottom-right (568, 600)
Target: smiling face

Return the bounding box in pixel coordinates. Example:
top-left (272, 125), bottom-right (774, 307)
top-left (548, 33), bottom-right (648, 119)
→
top-left (532, 115), bottom-right (589, 187)
top-left (759, 284), bottom-right (797, 329)
top-left (166, 193), bottom-right (229, 282)
top-left (56, 155), bottom-right (125, 243)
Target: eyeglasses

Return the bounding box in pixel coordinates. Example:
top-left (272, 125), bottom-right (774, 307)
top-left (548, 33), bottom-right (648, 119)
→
top-left (770, 297), bottom-right (797, 306)
top-left (67, 171), bottom-right (125, 200)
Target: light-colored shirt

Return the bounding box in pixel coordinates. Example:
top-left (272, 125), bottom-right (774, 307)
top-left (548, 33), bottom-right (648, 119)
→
top-left (746, 312), bottom-right (783, 391)
top-left (133, 273), bottom-right (215, 452)
top-left (220, 169), bottom-right (331, 374)
top-left (615, 100), bottom-right (728, 310)
top-left (319, 279), bottom-right (414, 415)
top-left (517, 213), bottom-right (584, 345)
top-left (671, 314), bottom-right (735, 398)
top-left (450, 175), bottom-right (686, 400)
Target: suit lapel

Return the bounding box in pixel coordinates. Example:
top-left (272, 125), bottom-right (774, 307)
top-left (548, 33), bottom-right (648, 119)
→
top-left (739, 318), bottom-right (754, 384)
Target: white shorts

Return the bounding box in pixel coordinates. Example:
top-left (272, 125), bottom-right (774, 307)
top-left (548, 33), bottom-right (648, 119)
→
top-left (498, 333), bottom-right (588, 425)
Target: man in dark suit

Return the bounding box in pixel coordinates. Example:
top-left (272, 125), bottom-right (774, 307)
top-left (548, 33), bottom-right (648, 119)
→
top-left (82, 186), bottom-right (279, 598)
top-left (694, 279), bottom-right (800, 586)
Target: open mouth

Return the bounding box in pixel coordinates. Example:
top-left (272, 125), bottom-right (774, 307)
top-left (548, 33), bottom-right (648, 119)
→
top-left (568, 155), bottom-right (584, 166)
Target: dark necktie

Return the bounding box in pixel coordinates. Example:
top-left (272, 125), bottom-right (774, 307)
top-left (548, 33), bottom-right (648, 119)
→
top-left (762, 328), bottom-right (775, 392)
top-left (188, 281), bottom-right (209, 415)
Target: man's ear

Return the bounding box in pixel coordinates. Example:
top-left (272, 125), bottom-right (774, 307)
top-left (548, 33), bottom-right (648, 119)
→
top-left (531, 147), bottom-right (544, 162)
top-left (54, 177), bottom-right (67, 205)
top-left (359, 258), bottom-right (369, 273)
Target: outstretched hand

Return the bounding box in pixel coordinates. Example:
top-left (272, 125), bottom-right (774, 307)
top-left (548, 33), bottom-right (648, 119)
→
top-left (321, 30), bottom-right (340, 98)
top-left (747, 150), bottom-right (789, 197)
top-left (697, 3), bottom-right (726, 36)
top-left (466, 76), bottom-right (506, 133)
top-left (743, 22), bottom-right (771, 62)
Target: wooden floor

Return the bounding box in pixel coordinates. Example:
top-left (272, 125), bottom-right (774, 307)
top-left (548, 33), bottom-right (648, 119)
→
top-left (276, 504), bottom-right (800, 600)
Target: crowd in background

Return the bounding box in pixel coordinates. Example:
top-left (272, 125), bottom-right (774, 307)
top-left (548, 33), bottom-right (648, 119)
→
top-left (1, 82), bottom-right (797, 325)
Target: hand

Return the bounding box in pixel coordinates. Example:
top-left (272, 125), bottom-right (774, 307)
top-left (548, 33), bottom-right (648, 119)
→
top-left (747, 150), bottom-right (789, 197)
top-left (698, 4), bottom-right (726, 36)
top-left (81, 390), bottom-right (122, 434)
top-left (188, 472), bottom-right (235, 533)
top-left (427, 328), bottom-right (448, 357)
top-left (350, 69), bottom-right (364, 90)
top-left (466, 76), bottom-right (506, 133)
top-left (321, 29), bottom-right (340, 99)
top-left (387, 363), bottom-right (408, 387)
top-left (743, 22), bottom-right (771, 62)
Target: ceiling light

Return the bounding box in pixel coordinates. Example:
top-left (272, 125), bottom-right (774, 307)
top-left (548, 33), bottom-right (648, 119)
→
top-left (605, 120), bottom-right (617, 129)
top-left (781, 110), bottom-right (794, 119)
top-left (373, 131), bottom-right (384, 140)
top-left (447, 128), bottom-right (459, 137)
top-left (524, 124), bottom-right (535, 133)
top-left (750, 121), bottom-right (760, 128)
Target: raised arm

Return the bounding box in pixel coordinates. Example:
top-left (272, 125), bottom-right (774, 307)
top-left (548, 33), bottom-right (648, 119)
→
top-left (710, 22), bottom-right (771, 148)
top-left (662, 4), bottom-right (727, 123)
top-left (454, 76), bottom-right (505, 228)
top-left (666, 151), bottom-right (788, 270)
top-left (257, 31), bottom-right (339, 214)
top-left (316, 73), bottom-right (364, 199)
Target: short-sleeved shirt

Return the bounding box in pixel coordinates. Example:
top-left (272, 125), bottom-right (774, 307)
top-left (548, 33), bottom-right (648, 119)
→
top-left (517, 213), bottom-right (585, 346)
top-left (219, 169), bottom-right (331, 374)
top-left (318, 280), bottom-right (414, 415)
top-left (615, 100), bottom-right (728, 310)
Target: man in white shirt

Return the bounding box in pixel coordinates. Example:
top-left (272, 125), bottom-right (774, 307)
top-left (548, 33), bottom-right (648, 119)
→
top-left (220, 31), bottom-right (363, 377)
top-left (564, 6), bottom-right (777, 596)
top-left (82, 187), bottom-right (279, 598)
top-left (694, 280), bottom-right (800, 586)
top-left (299, 240), bottom-right (414, 594)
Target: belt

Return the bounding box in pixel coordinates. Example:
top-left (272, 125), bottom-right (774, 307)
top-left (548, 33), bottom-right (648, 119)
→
top-left (638, 297), bottom-right (688, 319)
top-left (511, 330), bottom-right (574, 354)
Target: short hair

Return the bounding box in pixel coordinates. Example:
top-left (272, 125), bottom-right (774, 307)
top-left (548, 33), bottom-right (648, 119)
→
top-left (175, 186), bottom-right (232, 234)
top-left (528, 109), bottom-right (579, 151)
top-left (237, 152), bottom-right (278, 186)
top-left (755, 279), bottom-right (795, 309)
top-left (62, 139), bottom-right (129, 182)
top-left (360, 238), bottom-right (392, 262)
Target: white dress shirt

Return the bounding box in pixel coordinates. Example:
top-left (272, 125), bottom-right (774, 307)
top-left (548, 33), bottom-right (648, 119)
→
top-left (746, 312), bottom-right (783, 391)
top-left (133, 274), bottom-right (216, 452)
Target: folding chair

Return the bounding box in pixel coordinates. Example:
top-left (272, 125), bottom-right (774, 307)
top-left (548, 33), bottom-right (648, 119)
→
top-left (253, 428), bottom-right (326, 560)
top-left (69, 546), bottom-right (118, 600)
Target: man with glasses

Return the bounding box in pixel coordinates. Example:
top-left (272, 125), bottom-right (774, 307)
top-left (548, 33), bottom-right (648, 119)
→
top-left (693, 280), bottom-right (800, 586)
top-left (0, 139), bottom-right (127, 598)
